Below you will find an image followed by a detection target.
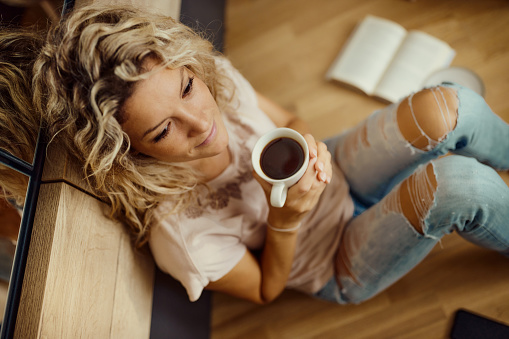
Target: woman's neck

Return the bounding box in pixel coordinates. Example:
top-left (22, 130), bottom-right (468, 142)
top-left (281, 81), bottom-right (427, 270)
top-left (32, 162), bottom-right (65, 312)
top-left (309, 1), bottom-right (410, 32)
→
top-left (191, 146), bottom-right (232, 182)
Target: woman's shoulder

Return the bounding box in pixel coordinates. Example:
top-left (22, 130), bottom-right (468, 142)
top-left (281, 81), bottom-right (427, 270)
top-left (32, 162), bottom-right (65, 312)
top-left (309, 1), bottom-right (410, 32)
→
top-left (214, 55), bottom-right (258, 105)
top-left (213, 55), bottom-right (235, 73)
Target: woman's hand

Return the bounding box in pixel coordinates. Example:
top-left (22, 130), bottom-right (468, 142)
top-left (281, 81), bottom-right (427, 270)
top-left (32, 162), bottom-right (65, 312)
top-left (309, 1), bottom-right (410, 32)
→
top-left (253, 134), bottom-right (332, 229)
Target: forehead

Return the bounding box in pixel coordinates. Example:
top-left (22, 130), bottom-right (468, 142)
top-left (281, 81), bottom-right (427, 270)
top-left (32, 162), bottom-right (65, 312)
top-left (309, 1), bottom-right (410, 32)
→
top-left (120, 66), bottom-right (183, 135)
top-left (124, 66), bottom-right (183, 113)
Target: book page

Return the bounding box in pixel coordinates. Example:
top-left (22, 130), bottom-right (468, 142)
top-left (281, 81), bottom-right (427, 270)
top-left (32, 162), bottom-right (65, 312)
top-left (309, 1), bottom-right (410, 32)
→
top-left (373, 31), bottom-right (456, 103)
top-left (326, 16), bottom-right (407, 95)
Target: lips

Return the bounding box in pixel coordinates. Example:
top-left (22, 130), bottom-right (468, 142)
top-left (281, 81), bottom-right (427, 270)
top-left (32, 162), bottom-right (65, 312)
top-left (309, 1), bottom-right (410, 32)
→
top-left (197, 121), bottom-right (217, 147)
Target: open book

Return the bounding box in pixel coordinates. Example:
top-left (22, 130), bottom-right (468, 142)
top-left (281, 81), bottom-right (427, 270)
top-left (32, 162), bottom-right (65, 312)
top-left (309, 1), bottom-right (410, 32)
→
top-left (326, 15), bottom-right (456, 103)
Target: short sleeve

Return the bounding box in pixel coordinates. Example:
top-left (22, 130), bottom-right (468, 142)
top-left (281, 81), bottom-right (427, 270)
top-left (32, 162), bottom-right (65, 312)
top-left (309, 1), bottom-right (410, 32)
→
top-left (215, 56), bottom-right (276, 132)
top-left (215, 56), bottom-right (259, 109)
top-left (149, 213), bottom-right (247, 302)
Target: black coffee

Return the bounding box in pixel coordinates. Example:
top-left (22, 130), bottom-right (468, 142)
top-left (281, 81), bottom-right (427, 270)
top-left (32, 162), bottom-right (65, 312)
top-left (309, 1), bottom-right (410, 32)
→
top-left (260, 137), bottom-right (304, 180)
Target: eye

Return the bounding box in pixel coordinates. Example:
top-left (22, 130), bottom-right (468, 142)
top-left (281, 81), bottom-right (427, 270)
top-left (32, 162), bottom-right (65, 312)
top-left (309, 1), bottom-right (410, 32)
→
top-left (153, 123), bottom-right (170, 143)
top-left (183, 76), bottom-right (194, 97)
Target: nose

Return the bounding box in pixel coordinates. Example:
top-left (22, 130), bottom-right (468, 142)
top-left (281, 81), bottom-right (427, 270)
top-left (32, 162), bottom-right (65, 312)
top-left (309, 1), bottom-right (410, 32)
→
top-left (178, 105), bottom-right (210, 137)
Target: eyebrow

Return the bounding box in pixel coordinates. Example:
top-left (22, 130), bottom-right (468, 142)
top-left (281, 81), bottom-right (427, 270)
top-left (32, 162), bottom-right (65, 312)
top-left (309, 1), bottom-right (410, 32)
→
top-left (141, 67), bottom-right (185, 139)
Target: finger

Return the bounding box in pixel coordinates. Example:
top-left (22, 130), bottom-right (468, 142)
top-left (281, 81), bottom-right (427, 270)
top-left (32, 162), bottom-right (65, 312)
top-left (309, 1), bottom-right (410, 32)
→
top-left (323, 158), bottom-right (332, 184)
top-left (313, 142), bottom-right (327, 171)
top-left (291, 156), bottom-right (318, 195)
top-left (303, 134), bottom-right (318, 159)
top-left (323, 147), bottom-right (333, 183)
top-left (315, 142), bottom-right (332, 183)
top-left (252, 171), bottom-right (272, 193)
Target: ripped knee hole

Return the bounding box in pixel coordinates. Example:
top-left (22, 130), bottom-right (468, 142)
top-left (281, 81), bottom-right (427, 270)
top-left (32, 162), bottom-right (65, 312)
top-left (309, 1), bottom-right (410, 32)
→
top-left (397, 87), bottom-right (458, 151)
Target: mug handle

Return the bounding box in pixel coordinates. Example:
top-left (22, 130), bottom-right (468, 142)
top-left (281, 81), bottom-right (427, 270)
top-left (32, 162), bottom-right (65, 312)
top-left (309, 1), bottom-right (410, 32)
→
top-left (270, 182), bottom-right (287, 208)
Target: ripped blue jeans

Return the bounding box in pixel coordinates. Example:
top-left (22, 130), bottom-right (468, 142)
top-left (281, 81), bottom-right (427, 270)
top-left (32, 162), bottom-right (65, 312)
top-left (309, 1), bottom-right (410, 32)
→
top-left (316, 83), bottom-right (509, 304)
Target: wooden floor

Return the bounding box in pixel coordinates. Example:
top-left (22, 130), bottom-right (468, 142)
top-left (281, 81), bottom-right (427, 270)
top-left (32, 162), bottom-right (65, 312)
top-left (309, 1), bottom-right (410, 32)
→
top-left (213, 0), bottom-right (509, 338)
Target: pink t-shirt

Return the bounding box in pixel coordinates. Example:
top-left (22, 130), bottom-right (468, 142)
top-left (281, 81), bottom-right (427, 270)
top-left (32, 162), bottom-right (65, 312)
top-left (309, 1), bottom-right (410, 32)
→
top-left (149, 57), bottom-right (354, 302)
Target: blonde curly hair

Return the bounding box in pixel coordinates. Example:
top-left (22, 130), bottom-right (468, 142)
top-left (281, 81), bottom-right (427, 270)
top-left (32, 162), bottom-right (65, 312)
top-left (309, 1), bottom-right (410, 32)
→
top-left (0, 28), bottom-right (44, 206)
top-left (33, 4), bottom-right (234, 247)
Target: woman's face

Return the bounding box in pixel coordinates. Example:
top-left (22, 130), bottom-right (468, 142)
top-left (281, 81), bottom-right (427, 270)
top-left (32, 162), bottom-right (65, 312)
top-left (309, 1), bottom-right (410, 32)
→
top-left (121, 59), bottom-right (229, 165)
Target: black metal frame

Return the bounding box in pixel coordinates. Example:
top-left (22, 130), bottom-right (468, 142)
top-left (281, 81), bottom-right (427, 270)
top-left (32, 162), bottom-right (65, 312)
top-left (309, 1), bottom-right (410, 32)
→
top-left (0, 130), bottom-right (46, 339)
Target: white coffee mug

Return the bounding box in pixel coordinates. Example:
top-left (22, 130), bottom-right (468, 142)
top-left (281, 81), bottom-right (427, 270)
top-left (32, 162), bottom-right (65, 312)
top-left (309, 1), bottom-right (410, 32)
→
top-left (252, 128), bottom-right (309, 208)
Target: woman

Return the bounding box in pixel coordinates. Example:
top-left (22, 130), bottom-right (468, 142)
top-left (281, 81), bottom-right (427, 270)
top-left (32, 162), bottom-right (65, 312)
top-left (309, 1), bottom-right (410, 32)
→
top-left (33, 4), bottom-right (509, 305)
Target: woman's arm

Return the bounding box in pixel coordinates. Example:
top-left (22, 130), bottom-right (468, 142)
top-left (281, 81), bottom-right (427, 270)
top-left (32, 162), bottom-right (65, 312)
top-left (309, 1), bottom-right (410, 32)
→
top-left (206, 142), bottom-right (326, 304)
top-left (204, 201), bottom-right (303, 304)
top-left (205, 92), bottom-right (331, 304)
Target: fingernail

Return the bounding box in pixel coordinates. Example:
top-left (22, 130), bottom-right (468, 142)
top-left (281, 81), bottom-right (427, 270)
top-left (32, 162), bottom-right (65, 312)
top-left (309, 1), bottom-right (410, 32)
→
top-left (317, 161), bottom-right (324, 172)
top-left (311, 149), bottom-right (317, 158)
top-left (319, 172), bottom-right (327, 182)
top-left (326, 176), bottom-right (331, 184)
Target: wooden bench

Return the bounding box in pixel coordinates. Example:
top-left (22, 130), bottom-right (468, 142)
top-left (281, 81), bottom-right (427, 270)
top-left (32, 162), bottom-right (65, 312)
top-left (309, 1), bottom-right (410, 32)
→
top-left (14, 142), bottom-right (155, 338)
top-left (12, 140), bottom-right (212, 338)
